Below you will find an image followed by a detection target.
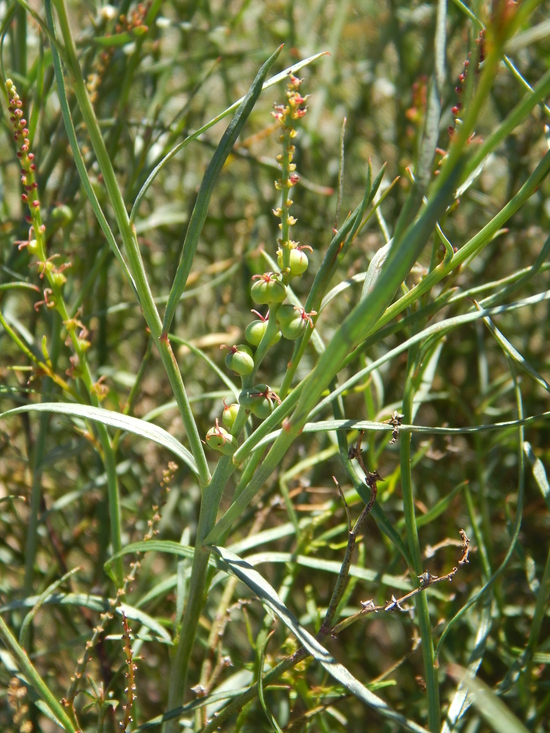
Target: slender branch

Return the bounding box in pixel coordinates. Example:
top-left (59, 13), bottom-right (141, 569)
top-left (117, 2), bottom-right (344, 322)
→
top-left (49, 0), bottom-right (210, 489)
top-left (400, 347), bottom-right (440, 733)
top-left (321, 439), bottom-right (380, 631)
top-left (200, 530), bottom-right (470, 733)
top-left (0, 616), bottom-right (77, 733)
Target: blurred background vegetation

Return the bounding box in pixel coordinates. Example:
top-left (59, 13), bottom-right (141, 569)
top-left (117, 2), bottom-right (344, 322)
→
top-left (1, 0), bottom-right (550, 731)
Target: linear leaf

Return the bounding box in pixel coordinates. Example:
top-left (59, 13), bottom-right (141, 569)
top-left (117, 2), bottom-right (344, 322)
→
top-left (0, 404), bottom-right (198, 475)
top-left (0, 593), bottom-right (171, 642)
top-left (45, 0), bottom-right (136, 293)
top-left (104, 539), bottom-right (216, 579)
top-left (246, 411), bottom-right (550, 452)
top-left (524, 442), bottom-right (550, 514)
top-left (0, 616), bottom-right (77, 732)
top-left (213, 546), bottom-right (427, 733)
top-left (447, 665), bottom-right (529, 733)
top-left (129, 51), bottom-right (328, 224)
top-left (162, 45), bottom-right (282, 332)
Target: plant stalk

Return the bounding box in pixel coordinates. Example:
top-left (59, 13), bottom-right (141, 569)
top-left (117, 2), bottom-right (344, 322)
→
top-left (400, 346), bottom-right (440, 732)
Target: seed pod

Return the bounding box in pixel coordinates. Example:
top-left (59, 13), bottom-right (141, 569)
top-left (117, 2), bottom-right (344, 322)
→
top-left (245, 319), bottom-right (282, 347)
top-left (239, 384), bottom-right (270, 410)
top-left (206, 421), bottom-right (238, 455)
top-left (251, 273), bottom-right (286, 304)
top-left (251, 394), bottom-right (276, 419)
top-left (224, 344), bottom-right (254, 376)
top-left (50, 205), bottom-right (74, 227)
top-left (277, 247), bottom-right (309, 276)
top-left (276, 304), bottom-right (298, 326)
top-left (239, 384), bottom-right (280, 419)
top-left (280, 316), bottom-right (307, 340)
top-left (222, 402), bottom-right (240, 429)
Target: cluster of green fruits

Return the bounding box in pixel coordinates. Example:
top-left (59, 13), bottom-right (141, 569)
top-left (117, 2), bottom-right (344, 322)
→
top-left (204, 382), bottom-right (281, 455)
top-left (206, 73), bottom-right (312, 456)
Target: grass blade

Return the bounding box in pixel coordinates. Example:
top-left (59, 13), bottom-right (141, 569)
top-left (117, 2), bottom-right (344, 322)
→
top-left (0, 616), bottom-right (77, 732)
top-left (162, 46), bottom-right (282, 334)
top-left (447, 665), bottom-right (529, 733)
top-left (213, 546), bottom-right (428, 733)
top-left (0, 403), bottom-right (199, 474)
top-left (129, 52), bottom-right (328, 224)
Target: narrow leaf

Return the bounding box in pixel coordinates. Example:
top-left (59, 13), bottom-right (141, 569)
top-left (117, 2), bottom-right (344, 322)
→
top-left (104, 539), bottom-right (216, 579)
top-left (130, 52), bottom-right (328, 224)
top-left (45, 0), bottom-right (136, 294)
top-left (0, 594), bottom-right (171, 642)
top-left (447, 665), bottom-right (529, 733)
top-left (0, 616), bottom-right (77, 732)
top-left (162, 46), bottom-right (282, 333)
top-left (524, 442), bottom-right (550, 513)
top-left (0, 404), bottom-right (198, 475)
top-left (213, 546), bottom-right (427, 733)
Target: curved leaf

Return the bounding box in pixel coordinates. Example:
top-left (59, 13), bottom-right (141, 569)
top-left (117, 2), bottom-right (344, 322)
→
top-left (130, 51), bottom-right (329, 224)
top-left (447, 665), bottom-right (529, 733)
top-left (162, 45), bottom-right (282, 332)
top-left (0, 593), bottom-right (171, 643)
top-left (213, 546), bottom-right (427, 733)
top-left (0, 403), bottom-right (198, 475)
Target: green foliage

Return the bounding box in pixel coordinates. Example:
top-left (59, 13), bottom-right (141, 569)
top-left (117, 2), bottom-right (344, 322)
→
top-left (1, 1), bottom-right (550, 732)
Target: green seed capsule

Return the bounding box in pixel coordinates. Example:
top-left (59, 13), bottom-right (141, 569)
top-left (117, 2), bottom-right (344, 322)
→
top-left (239, 384), bottom-right (269, 410)
top-left (205, 423), bottom-right (238, 455)
top-left (277, 248), bottom-right (309, 276)
top-left (251, 396), bottom-right (275, 419)
top-left (50, 205), bottom-right (74, 227)
top-left (224, 344), bottom-right (254, 375)
top-left (276, 304), bottom-right (298, 326)
top-left (281, 317), bottom-right (307, 340)
top-left (251, 273), bottom-right (286, 304)
top-left (239, 384), bottom-right (280, 419)
top-left (222, 403), bottom-right (240, 429)
top-left (245, 320), bottom-right (282, 347)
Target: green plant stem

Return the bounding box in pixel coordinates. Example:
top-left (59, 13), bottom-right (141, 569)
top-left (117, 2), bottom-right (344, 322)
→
top-left (279, 164), bottom-right (382, 399)
top-left (165, 404), bottom-right (249, 732)
top-left (279, 127), bottom-right (293, 273)
top-left (464, 65), bottom-right (550, 180)
top-left (165, 461), bottom-right (232, 733)
top-left (400, 346), bottom-right (440, 732)
top-left (0, 308), bottom-right (76, 397)
top-left (50, 0), bottom-right (210, 490)
top-left (206, 173), bottom-right (460, 546)
top-left (434, 37), bottom-right (501, 195)
top-left (23, 185), bottom-right (125, 585)
top-left (162, 46), bottom-right (282, 335)
top-left (435, 362), bottom-right (526, 661)
top-left (524, 544), bottom-right (550, 692)
top-left (13, 3), bottom-right (27, 77)
top-left (287, 167), bottom-right (461, 430)
top-left (23, 404), bottom-right (48, 596)
top-left (0, 615), bottom-right (77, 732)
top-left (348, 148), bottom-right (550, 355)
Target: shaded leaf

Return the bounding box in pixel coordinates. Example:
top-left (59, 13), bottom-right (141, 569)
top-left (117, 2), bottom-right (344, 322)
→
top-left (447, 665), bottom-right (529, 733)
top-left (213, 546), bottom-right (427, 733)
top-left (0, 403), bottom-right (198, 475)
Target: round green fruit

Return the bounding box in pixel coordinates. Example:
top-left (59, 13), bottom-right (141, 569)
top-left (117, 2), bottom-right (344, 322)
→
top-left (251, 273), bottom-right (286, 305)
top-left (281, 317), bottom-right (307, 341)
top-left (224, 344), bottom-right (254, 376)
top-left (239, 384), bottom-right (269, 410)
top-left (251, 395), bottom-right (276, 419)
top-left (277, 248), bottom-right (309, 276)
top-left (245, 320), bottom-right (282, 347)
top-left (222, 402), bottom-right (240, 429)
top-left (276, 304), bottom-right (298, 326)
top-left (205, 423), bottom-right (238, 455)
